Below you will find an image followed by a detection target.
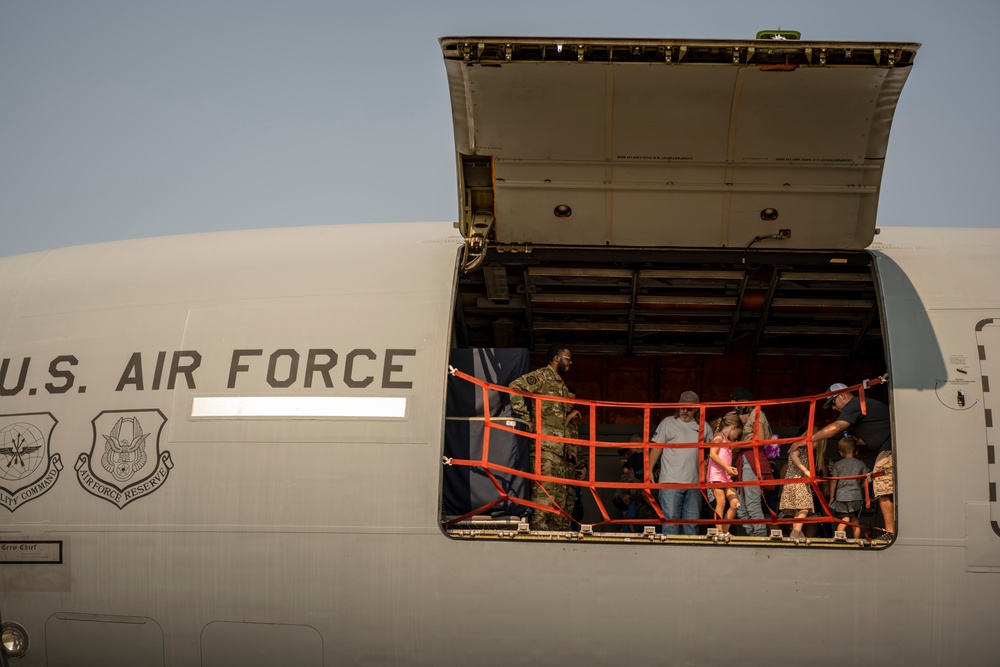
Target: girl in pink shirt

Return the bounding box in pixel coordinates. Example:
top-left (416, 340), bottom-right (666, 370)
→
top-left (707, 412), bottom-right (742, 538)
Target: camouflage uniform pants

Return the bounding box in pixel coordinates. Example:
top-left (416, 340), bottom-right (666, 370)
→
top-left (528, 439), bottom-right (575, 531)
top-left (873, 450), bottom-right (894, 498)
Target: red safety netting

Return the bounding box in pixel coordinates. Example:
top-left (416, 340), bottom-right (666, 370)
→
top-left (444, 366), bottom-right (886, 537)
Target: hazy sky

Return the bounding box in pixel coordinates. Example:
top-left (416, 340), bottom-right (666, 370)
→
top-left (2, 1), bottom-right (997, 258)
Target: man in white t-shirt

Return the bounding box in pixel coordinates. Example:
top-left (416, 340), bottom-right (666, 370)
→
top-left (649, 391), bottom-right (713, 535)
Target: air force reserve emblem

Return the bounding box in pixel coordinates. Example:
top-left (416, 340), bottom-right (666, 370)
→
top-left (75, 410), bottom-right (172, 509)
top-left (0, 413), bottom-right (61, 512)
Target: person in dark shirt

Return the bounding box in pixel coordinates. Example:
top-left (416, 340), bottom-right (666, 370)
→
top-left (812, 383), bottom-right (894, 536)
top-left (612, 435), bottom-right (659, 532)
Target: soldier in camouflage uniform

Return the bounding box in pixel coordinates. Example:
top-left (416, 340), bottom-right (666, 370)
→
top-left (565, 386), bottom-right (587, 529)
top-left (509, 343), bottom-right (580, 531)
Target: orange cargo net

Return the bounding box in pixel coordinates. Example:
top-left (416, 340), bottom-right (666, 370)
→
top-left (444, 367), bottom-right (885, 535)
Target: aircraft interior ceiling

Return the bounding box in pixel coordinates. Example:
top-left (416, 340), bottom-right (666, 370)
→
top-left (454, 246), bottom-right (884, 359)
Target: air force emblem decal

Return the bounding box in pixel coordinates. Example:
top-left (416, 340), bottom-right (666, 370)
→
top-left (0, 413), bottom-right (61, 512)
top-left (75, 409), bottom-right (172, 508)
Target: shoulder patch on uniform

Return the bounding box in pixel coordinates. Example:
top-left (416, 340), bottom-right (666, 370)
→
top-left (526, 375), bottom-right (538, 385)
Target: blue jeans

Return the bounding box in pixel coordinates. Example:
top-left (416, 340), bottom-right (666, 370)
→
top-left (659, 487), bottom-right (701, 535)
top-left (736, 459), bottom-right (767, 536)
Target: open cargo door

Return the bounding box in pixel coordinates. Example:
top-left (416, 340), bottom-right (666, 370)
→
top-left (442, 36), bottom-right (919, 258)
top-left (440, 34), bottom-right (914, 541)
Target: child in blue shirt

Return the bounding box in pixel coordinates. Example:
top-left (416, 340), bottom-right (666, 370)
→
top-left (829, 436), bottom-right (870, 539)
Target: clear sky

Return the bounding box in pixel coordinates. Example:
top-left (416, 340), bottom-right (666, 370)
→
top-left (2, 1), bottom-right (997, 258)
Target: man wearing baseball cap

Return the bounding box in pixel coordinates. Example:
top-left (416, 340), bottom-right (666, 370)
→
top-left (812, 383), bottom-right (894, 536)
top-left (649, 391), bottom-right (714, 535)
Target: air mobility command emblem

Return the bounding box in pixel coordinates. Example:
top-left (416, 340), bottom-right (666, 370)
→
top-left (75, 409), bottom-right (171, 508)
top-left (0, 413), bottom-right (61, 512)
